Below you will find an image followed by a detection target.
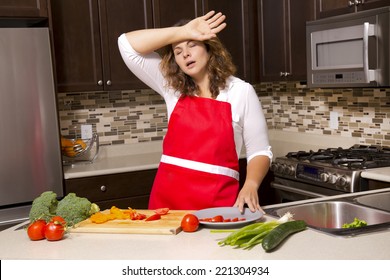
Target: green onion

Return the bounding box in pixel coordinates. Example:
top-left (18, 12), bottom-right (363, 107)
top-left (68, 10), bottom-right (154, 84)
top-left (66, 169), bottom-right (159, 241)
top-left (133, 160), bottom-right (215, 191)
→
top-left (216, 212), bottom-right (293, 249)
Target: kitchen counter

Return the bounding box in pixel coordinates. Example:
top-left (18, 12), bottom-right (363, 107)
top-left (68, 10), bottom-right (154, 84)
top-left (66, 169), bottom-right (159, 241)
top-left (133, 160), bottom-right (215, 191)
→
top-left (63, 141), bottom-right (163, 179)
top-left (1, 188), bottom-right (389, 260)
top-left (361, 167), bottom-right (390, 183)
top-left (64, 130), bottom-right (362, 179)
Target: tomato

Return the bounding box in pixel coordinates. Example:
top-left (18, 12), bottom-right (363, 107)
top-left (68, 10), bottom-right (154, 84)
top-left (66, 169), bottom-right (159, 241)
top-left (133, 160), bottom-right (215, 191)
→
top-left (145, 213), bottom-right (161, 221)
top-left (211, 215), bottom-right (224, 223)
top-left (27, 220), bottom-right (47, 241)
top-left (50, 216), bottom-right (67, 226)
top-left (181, 214), bottom-right (199, 232)
top-left (154, 208), bottom-right (170, 215)
top-left (44, 221), bottom-right (65, 241)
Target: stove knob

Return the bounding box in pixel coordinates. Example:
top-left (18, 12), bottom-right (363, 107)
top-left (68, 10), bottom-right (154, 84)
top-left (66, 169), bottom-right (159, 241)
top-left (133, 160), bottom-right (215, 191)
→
top-left (283, 165), bottom-right (295, 176)
top-left (277, 164), bottom-right (286, 174)
top-left (320, 172), bottom-right (330, 182)
top-left (336, 176), bottom-right (348, 188)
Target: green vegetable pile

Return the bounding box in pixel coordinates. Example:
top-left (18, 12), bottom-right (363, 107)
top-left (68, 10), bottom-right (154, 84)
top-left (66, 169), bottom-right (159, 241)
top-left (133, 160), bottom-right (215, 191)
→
top-left (342, 218), bottom-right (368, 228)
top-left (216, 213), bottom-right (307, 252)
top-left (29, 191), bottom-right (100, 226)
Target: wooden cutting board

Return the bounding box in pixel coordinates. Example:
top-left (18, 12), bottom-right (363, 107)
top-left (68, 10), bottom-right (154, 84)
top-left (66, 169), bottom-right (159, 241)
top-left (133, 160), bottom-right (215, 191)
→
top-left (70, 209), bottom-right (191, 235)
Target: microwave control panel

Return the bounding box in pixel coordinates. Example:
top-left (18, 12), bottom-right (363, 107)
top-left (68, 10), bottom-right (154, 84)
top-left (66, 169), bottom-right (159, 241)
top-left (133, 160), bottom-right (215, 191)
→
top-left (312, 71), bottom-right (365, 84)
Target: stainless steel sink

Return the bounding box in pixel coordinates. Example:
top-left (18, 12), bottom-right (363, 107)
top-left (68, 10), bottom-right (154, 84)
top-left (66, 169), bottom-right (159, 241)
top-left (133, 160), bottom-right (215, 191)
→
top-left (270, 201), bottom-right (390, 236)
top-left (354, 192), bottom-right (390, 212)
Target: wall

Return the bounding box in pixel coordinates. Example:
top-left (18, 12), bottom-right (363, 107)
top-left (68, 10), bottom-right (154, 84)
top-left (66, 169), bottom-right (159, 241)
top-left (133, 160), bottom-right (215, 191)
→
top-left (57, 81), bottom-right (390, 147)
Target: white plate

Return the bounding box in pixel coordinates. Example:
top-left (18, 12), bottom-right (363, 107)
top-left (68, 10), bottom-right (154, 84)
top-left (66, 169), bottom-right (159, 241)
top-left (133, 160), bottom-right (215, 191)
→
top-left (194, 207), bottom-right (263, 228)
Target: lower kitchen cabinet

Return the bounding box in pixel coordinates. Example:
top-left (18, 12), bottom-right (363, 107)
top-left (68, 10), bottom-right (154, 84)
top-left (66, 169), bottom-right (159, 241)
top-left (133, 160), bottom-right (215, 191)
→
top-left (65, 160), bottom-right (275, 210)
top-left (64, 169), bottom-right (157, 210)
top-left (239, 159), bottom-right (277, 206)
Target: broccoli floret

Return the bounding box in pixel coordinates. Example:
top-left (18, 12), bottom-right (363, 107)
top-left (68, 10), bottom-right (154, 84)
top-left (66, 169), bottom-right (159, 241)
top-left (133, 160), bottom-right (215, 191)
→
top-left (29, 191), bottom-right (58, 222)
top-left (56, 193), bottom-right (100, 226)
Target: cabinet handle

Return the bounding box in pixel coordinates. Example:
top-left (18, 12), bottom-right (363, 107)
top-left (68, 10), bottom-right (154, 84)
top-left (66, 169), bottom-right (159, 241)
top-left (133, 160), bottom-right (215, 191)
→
top-left (280, 72), bottom-right (291, 77)
top-left (97, 80), bottom-right (103, 86)
top-left (100, 185), bottom-right (107, 192)
top-left (348, 0), bottom-right (362, 7)
top-left (106, 80), bottom-right (112, 86)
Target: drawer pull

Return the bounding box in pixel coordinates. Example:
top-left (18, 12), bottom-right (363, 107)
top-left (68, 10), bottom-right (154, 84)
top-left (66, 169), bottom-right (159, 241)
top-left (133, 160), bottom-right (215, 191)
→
top-left (100, 185), bottom-right (107, 192)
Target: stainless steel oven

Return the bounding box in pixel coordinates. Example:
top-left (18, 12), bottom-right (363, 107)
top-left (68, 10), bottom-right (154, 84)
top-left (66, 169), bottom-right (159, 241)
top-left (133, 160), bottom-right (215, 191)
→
top-left (271, 145), bottom-right (390, 203)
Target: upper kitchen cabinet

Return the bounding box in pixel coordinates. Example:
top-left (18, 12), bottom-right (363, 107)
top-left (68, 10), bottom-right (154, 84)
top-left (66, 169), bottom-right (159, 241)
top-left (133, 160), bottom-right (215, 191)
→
top-left (317, 0), bottom-right (390, 19)
top-left (259, 0), bottom-right (316, 82)
top-left (50, 0), bottom-right (153, 93)
top-left (152, 0), bottom-right (202, 27)
top-left (202, 0), bottom-right (260, 83)
top-left (0, 0), bottom-right (48, 17)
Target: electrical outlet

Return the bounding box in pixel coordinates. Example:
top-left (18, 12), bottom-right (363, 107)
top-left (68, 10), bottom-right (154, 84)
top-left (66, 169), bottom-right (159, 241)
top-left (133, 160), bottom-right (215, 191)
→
top-left (329, 111), bottom-right (339, 129)
top-left (81, 124), bottom-right (93, 139)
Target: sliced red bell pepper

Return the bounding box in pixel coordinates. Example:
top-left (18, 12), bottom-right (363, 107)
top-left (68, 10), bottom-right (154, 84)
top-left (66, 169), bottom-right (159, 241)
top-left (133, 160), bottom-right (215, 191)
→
top-left (145, 213), bottom-right (161, 221)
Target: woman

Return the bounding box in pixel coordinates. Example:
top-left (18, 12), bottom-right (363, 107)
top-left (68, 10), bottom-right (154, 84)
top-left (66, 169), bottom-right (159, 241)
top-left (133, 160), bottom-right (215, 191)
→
top-left (118, 11), bottom-right (272, 213)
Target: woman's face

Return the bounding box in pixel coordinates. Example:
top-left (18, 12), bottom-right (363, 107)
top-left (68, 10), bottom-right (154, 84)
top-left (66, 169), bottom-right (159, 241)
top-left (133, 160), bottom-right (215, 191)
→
top-left (172, 40), bottom-right (210, 80)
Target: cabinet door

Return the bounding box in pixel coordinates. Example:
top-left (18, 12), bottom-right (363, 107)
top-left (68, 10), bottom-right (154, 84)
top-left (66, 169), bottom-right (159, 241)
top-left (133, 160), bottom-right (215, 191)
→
top-left (317, 0), bottom-right (390, 18)
top-left (50, 0), bottom-right (153, 92)
top-left (316, 0), bottom-right (356, 18)
top-left (357, 0), bottom-right (390, 11)
top-left (65, 169), bottom-right (157, 209)
top-left (259, 0), bottom-right (286, 81)
top-left (152, 0), bottom-right (202, 27)
top-left (0, 0), bottom-right (48, 17)
top-left (202, 0), bottom-right (259, 83)
top-left (99, 0), bottom-right (153, 90)
top-left (288, 0), bottom-right (316, 81)
top-left (259, 0), bottom-right (315, 82)
top-left (50, 0), bottom-right (103, 92)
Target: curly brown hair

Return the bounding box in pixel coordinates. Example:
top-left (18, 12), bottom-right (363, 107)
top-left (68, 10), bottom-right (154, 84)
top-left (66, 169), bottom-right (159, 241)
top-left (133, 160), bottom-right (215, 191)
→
top-left (159, 36), bottom-right (236, 99)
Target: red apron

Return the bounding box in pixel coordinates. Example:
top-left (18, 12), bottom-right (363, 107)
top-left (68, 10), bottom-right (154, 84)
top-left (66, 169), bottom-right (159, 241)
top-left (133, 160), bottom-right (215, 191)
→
top-left (148, 96), bottom-right (239, 210)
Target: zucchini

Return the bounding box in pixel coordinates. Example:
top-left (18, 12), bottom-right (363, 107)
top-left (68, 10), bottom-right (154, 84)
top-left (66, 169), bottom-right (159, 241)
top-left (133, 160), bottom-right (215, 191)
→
top-left (261, 220), bottom-right (307, 252)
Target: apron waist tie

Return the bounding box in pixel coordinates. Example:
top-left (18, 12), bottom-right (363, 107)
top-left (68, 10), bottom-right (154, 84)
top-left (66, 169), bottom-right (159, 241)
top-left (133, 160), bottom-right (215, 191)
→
top-left (160, 154), bottom-right (239, 181)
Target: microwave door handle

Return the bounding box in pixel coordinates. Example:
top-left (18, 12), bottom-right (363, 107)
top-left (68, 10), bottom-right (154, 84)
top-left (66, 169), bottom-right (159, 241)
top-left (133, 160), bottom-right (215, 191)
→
top-left (363, 22), bottom-right (375, 83)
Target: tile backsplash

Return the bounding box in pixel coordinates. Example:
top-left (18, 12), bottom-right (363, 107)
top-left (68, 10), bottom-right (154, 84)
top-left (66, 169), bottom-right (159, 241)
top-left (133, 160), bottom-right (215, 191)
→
top-left (57, 81), bottom-right (390, 147)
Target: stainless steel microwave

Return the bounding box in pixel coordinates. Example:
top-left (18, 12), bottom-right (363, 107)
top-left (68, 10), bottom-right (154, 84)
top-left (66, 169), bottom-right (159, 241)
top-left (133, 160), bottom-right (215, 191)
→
top-left (306, 7), bottom-right (390, 88)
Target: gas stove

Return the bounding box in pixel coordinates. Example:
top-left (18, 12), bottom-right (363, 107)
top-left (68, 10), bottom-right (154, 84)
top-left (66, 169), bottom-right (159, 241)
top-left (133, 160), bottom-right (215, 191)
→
top-left (271, 145), bottom-right (390, 193)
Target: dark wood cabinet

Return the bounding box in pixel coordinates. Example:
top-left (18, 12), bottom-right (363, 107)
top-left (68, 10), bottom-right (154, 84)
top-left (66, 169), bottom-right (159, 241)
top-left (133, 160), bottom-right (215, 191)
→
top-left (64, 169), bottom-right (157, 210)
top-left (258, 0), bottom-right (316, 82)
top-left (152, 0), bottom-right (202, 27)
top-left (202, 0), bottom-right (260, 83)
top-left (317, 0), bottom-right (390, 19)
top-left (238, 159), bottom-right (277, 206)
top-left (0, 0), bottom-right (48, 17)
top-left (50, 0), bottom-right (153, 93)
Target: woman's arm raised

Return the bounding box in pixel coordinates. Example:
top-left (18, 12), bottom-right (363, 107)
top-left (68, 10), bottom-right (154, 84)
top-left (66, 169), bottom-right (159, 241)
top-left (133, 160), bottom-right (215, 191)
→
top-left (125, 11), bottom-right (227, 54)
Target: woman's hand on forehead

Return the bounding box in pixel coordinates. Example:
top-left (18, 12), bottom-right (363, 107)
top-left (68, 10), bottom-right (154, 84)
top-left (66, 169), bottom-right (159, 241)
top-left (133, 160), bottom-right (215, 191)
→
top-left (184, 11), bottom-right (227, 42)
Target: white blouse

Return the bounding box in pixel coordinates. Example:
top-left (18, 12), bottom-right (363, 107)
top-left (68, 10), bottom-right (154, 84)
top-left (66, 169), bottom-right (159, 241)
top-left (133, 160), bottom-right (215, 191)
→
top-left (118, 34), bottom-right (272, 162)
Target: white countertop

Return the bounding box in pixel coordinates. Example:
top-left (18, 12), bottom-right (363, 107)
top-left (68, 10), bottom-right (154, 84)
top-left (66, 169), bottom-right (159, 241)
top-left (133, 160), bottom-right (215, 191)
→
top-left (361, 167), bottom-right (390, 183)
top-left (1, 188), bottom-right (390, 260)
top-left (63, 141), bottom-right (164, 179)
top-left (64, 130), bottom-right (364, 179)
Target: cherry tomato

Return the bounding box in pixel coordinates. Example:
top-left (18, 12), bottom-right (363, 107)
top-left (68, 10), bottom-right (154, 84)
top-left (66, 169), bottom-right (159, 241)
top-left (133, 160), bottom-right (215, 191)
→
top-left (154, 208), bottom-right (170, 215)
top-left (27, 220), bottom-right (47, 241)
top-left (44, 221), bottom-right (65, 241)
top-left (211, 215), bottom-right (224, 222)
top-left (181, 214), bottom-right (199, 232)
top-left (145, 213), bottom-right (161, 221)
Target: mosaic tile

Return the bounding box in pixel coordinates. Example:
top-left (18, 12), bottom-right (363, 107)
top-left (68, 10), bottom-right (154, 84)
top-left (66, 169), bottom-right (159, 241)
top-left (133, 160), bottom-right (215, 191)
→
top-left (57, 83), bottom-right (390, 146)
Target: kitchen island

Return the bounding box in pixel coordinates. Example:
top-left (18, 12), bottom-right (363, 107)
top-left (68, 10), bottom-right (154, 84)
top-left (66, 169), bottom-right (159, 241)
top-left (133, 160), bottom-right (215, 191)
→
top-left (1, 188), bottom-right (389, 260)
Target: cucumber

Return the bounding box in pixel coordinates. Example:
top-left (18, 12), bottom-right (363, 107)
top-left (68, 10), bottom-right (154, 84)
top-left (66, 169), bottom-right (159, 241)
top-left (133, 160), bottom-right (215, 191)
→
top-left (261, 220), bottom-right (307, 252)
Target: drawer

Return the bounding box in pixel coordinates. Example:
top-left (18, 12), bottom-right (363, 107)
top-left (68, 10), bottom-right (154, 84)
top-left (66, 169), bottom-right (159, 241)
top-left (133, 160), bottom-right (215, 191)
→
top-left (95, 195), bottom-right (150, 210)
top-left (65, 169), bottom-right (157, 203)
